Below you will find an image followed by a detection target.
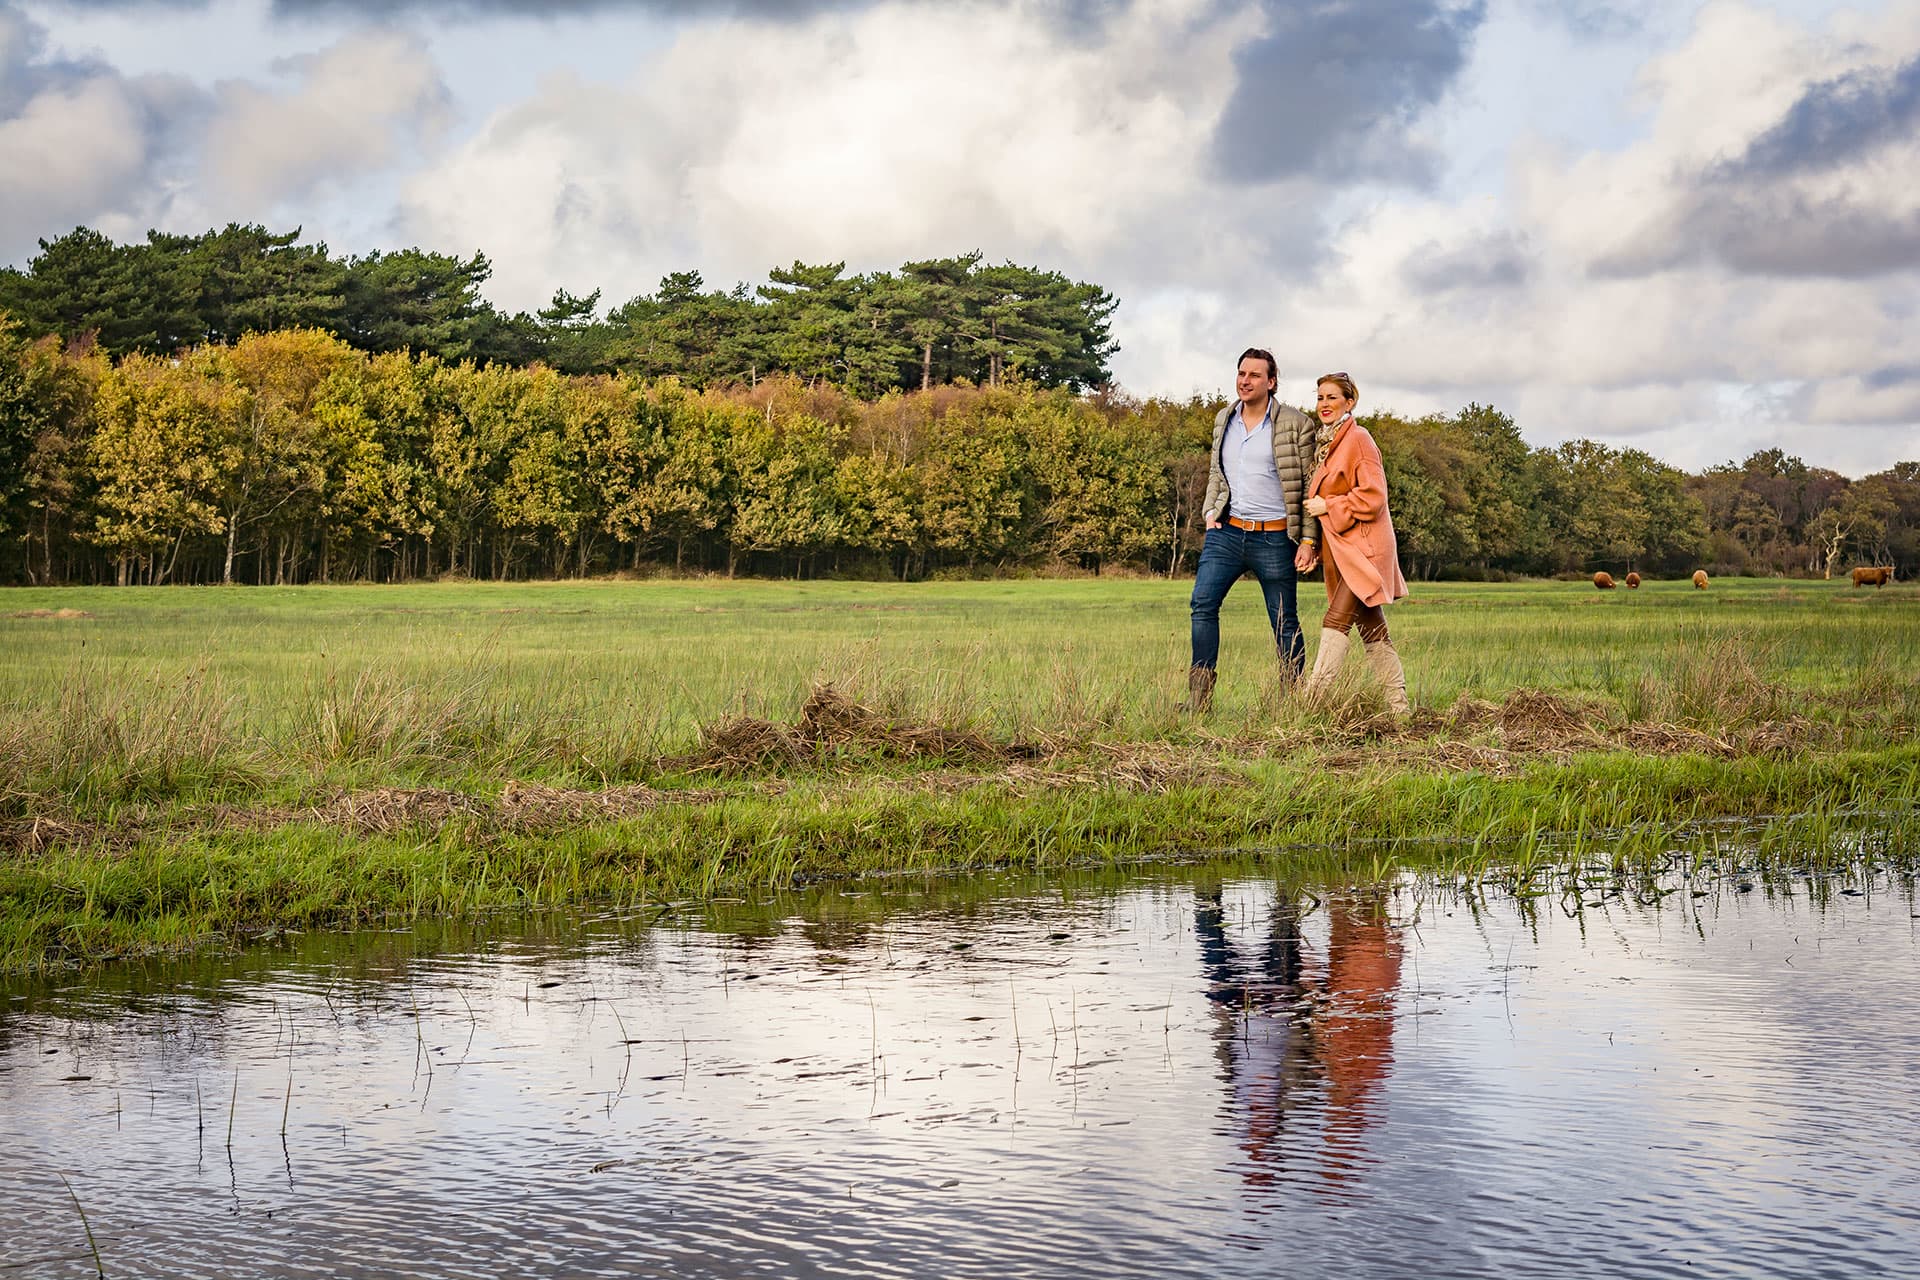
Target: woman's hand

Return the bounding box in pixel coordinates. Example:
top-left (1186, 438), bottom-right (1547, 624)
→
top-left (1304, 495), bottom-right (1329, 518)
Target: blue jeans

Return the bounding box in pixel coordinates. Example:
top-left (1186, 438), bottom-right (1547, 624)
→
top-left (1190, 525), bottom-right (1305, 677)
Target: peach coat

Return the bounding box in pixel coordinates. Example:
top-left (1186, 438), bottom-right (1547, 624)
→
top-left (1306, 419), bottom-right (1409, 609)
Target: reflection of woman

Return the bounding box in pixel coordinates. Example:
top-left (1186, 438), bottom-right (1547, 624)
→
top-left (1317, 901), bottom-right (1401, 1182)
top-left (1298, 373), bottom-right (1410, 713)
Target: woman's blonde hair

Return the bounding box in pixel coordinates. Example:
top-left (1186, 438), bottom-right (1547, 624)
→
top-left (1316, 371), bottom-right (1358, 405)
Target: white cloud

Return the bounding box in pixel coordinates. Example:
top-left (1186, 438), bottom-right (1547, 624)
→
top-left (0, 79), bottom-right (152, 237)
top-left (398, 0), bottom-right (1256, 307)
top-left (6, 0), bottom-right (1915, 474)
top-left (0, 2), bottom-right (205, 250)
top-left (1237, 0), bottom-right (1920, 475)
top-left (200, 29), bottom-right (451, 209)
top-left (1, 6), bottom-right (450, 260)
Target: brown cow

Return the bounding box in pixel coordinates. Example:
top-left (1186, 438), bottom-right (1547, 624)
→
top-left (1593, 571), bottom-right (1615, 589)
top-left (1692, 570), bottom-right (1709, 589)
top-left (1852, 566), bottom-right (1893, 587)
top-left (1625, 572), bottom-right (1641, 588)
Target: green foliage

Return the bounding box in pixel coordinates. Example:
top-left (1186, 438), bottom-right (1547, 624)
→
top-left (88, 354), bottom-right (238, 582)
top-left (2, 226), bottom-right (1116, 401)
top-left (339, 247), bottom-right (497, 361)
top-left (305, 374), bottom-right (416, 580)
top-left (0, 318), bottom-right (34, 537)
top-left (4, 228), bottom-right (1916, 584)
top-left (611, 271), bottom-right (770, 388)
top-left (3, 320), bottom-right (1914, 583)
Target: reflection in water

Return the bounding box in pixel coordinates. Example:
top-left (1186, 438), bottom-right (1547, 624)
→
top-left (1197, 888), bottom-right (1401, 1200)
top-left (3, 861), bottom-right (1919, 1279)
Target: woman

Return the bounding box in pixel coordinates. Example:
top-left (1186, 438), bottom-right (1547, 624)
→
top-left (1297, 372), bottom-right (1410, 713)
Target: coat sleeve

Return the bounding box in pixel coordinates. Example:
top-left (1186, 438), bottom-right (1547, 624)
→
top-left (1322, 432), bottom-right (1389, 533)
top-left (1295, 415), bottom-right (1321, 544)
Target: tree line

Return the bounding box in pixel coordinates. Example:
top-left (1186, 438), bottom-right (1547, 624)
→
top-left (2, 321), bottom-right (1913, 587)
top-left (0, 226), bottom-right (1116, 397)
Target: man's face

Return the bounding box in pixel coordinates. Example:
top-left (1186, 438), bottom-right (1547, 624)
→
top-left (1237, 358), bottom-right (1275, 404)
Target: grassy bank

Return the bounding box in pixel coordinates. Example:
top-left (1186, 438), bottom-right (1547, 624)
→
top-left (3, 576), bottom-right (1916, 970)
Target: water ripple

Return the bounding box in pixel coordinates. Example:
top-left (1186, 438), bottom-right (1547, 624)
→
top-left (4, 866), bottom-right (1917, 1277)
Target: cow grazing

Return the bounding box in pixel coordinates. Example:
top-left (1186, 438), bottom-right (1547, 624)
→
top-left (1625, 572), bottom-right (1641, 588)
top-left (1852, 566), bottom-right (1893, 587)
top-left (1692, 570), bottom-right (1709, 589)
top-left (1593, 571), bottom-right (1615, 590)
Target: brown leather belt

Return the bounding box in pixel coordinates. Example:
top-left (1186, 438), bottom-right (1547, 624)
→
top-left (1227, 516), bottom-right (1288, 532)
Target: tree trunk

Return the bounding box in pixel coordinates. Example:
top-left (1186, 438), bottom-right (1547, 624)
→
top-left (922, 343), bottom-right (933, 392)
top-left (224, 517), bottom-right (238, 585)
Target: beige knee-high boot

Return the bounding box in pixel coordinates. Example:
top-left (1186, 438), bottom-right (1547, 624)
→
top-left (1363, 637), bottom-right (1410, 715)
top-left (1303, 627), bottom-right (1350, 698)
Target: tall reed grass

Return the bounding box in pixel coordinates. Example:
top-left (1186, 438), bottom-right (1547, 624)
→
top-left (2, 576), bottom-right (1914, 969)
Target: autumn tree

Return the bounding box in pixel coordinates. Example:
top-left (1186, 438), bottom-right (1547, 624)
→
top-left (89, 354), bottom-right (240, 584)
top-left (309, 350), bottom-right (443, 580)
top-left (0, 324), bottom-right (107, 583)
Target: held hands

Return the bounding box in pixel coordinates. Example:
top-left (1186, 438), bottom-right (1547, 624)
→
top-left (1294, 542), bottom-right (1318, 573)
top-left (1303, 495), bottom-right (1329, 518)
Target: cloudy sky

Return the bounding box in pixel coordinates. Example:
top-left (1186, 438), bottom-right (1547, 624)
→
top-left (3, 0), bottom-right (1916, 475)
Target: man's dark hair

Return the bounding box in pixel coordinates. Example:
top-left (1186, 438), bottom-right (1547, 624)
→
top-left (1238, 347), bottom-right (1278, 380)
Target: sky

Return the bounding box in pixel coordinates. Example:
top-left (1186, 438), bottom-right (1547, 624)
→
top-left (2, 0), bottom-right (1916, 476)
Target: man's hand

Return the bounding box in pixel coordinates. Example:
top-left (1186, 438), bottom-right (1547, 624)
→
top-left (1294, 543), bottom-right (1318, 572)
top-left (1205, 518), bottom-right (1221, 530)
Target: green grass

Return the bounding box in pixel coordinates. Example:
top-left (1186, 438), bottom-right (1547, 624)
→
top-left (1, 575), bottom-right (1915, 971)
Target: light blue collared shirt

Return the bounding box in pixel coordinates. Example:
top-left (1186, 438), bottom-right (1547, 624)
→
top-left (1221, 399), bottom-right (1288, 523)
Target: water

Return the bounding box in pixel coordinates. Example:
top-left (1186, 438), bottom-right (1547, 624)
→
top-left (3, 862), bottom-right (1918, 1278)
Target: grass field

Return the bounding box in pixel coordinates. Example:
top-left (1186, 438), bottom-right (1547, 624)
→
top-left (2, 575), bottom-right (1916, 970)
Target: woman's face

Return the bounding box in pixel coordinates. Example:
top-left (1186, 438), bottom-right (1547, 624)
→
top-left (1316, 381), bottom-right (1354, 424)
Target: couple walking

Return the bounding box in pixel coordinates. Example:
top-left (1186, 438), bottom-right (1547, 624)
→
top-left (1187, 348), bottom-right (1409, 713)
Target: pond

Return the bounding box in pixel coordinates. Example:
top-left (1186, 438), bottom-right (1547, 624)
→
top-left (3, 859), bottom-right (1917, 1278)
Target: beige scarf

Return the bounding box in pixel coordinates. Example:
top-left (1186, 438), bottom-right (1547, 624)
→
top-left (1312, 413), bottom-right (1351, 479)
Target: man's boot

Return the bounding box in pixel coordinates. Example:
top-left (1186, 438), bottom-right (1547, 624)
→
top-left (1277, 630), bottom-right (1306, 684)
top-left (1302, 627), bottom-right (1350, 699)
top-left (1184, 665), bottom-right (1216, 712)
top-left (1363, 637), bottom-right (1411, 715)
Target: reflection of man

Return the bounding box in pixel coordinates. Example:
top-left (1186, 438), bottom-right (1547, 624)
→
top-left (1186, 349), bottom-right (1321, 711)
top-left (1196, 886), bottom-right (1309, 1195)
top-left (1195, 887), bottom-right (1401, 1197)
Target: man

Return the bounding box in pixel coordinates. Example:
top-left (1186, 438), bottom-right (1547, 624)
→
top-left (1186, 347), bottom-right (1320, 710)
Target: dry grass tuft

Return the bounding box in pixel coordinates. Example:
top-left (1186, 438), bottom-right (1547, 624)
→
top-left (1628, 636), bottom-right (1790, 728)
top-left (0, 781), bottom-right (731, 851)
top-left (0, 813), bottom-right (96, 855)
top-left (1084, 742), bottom-right (1242, 792)
top-left (1321, 740), bottom-right (1520, 777)
top-left (678, 683), bottom-right (1034, 774)
top-left (1616, 722), bottom-right (1734, 756)
top-left (1311, 682), bottom-right (1815, 776)
top-left (1495, 688), bottom-right (1600, 736)
top-left (304, 787), bottom-right (493, 834)
top-left (294, 780), bottom-right (723, 836)
top-left (688, 715), bottom-right (811, 773)
top-left (497, 780), bottom-right (695, 828)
